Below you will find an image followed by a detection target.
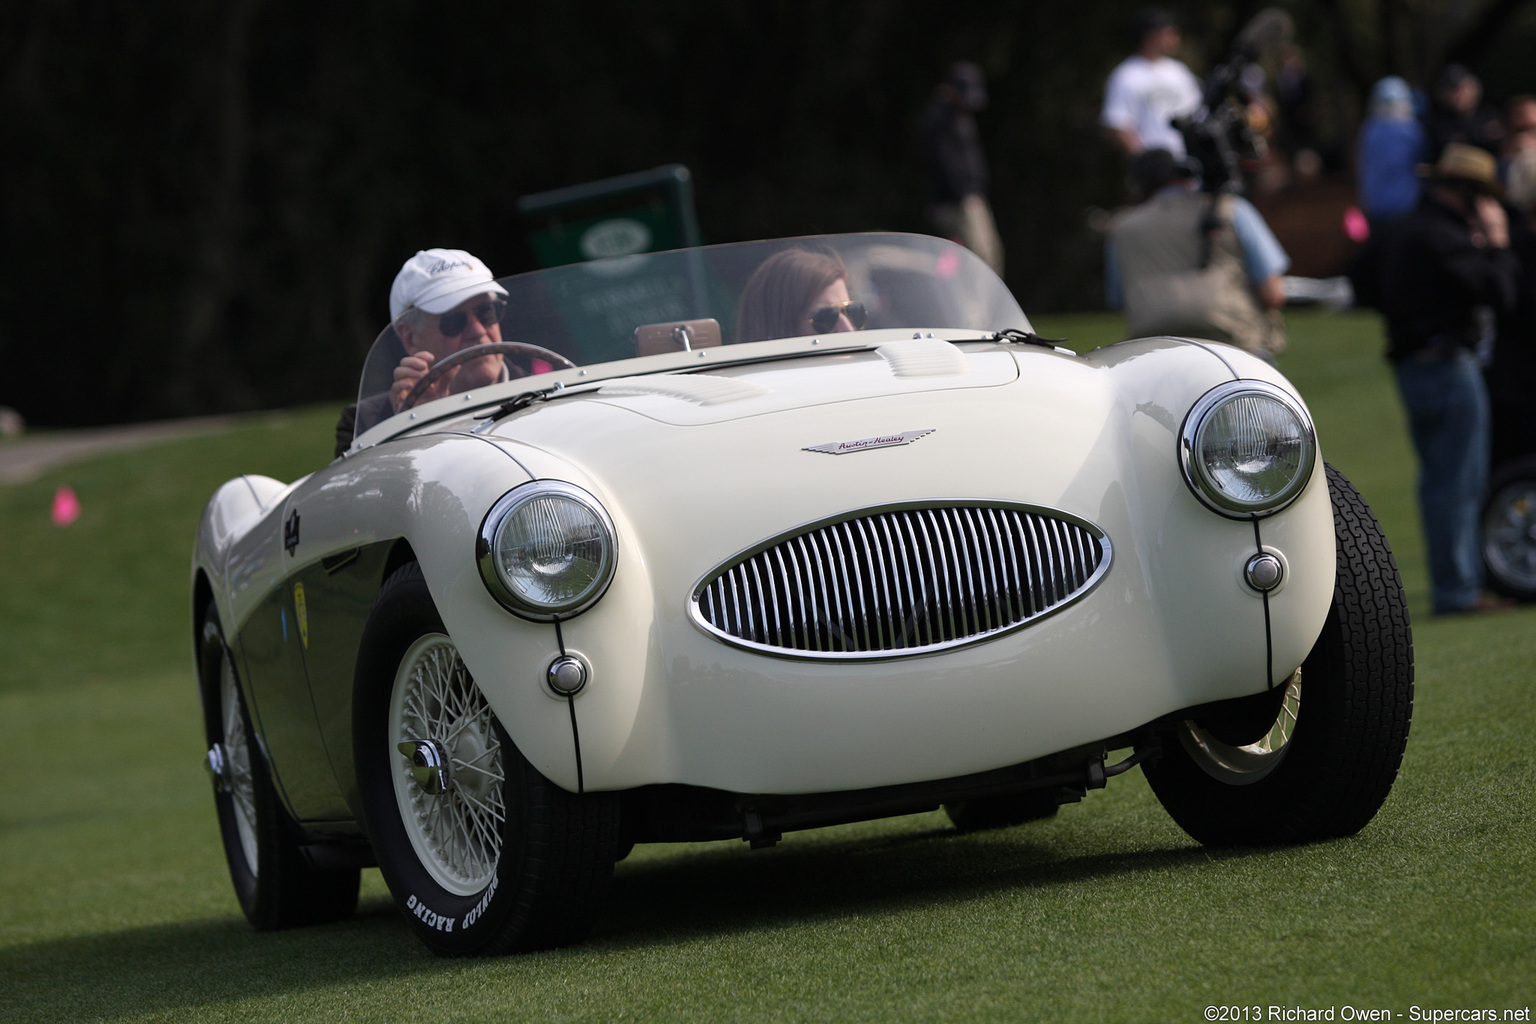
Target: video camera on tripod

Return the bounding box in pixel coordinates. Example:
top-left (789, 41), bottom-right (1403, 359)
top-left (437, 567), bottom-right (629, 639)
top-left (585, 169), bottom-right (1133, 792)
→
top-left (1172, 8), bottom-right (1293, 193)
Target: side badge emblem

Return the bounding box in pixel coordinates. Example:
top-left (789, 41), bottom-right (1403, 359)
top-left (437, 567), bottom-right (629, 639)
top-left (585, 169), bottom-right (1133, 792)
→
top-left (284, 508), bottom-right (301, 555)
top-left (804, 429), bottom-right (935, 456)
top-left (293, 583), bottom-right (309, 649)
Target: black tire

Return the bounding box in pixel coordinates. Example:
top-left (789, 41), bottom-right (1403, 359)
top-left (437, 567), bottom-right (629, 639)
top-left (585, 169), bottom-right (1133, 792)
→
top-left (1482, 454), bottom-right (1536, 602)
top-left (198, 609), bottom-right (361, 929)
top-left (944, 790), bottom-right (1061, 832)
top-left (354, 563), bottom-right (619, 956)
top-left (1143, 464), bottom-right (1414, 845)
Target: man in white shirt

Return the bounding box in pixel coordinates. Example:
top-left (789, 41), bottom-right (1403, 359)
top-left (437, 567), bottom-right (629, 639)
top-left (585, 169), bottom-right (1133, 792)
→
top-left (1101, 9), bottom-right (1203, 157)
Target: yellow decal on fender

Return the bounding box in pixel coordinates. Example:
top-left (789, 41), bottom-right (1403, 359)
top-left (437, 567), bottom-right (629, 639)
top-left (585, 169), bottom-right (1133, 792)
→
top-left (293, 582), bottom-right (309, 649)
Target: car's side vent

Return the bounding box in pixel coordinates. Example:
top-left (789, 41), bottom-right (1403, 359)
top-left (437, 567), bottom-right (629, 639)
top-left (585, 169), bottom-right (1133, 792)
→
top-left (691, 503), bottom-right (1111, 659)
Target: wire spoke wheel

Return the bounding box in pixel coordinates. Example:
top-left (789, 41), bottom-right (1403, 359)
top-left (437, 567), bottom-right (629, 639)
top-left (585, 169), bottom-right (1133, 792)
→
top-left (1483, 474), bottom-right (1536, 596)
top-left (1176, 671), bottom-right (1302, 784)
top-left (220, 655), bottom-right (260, 871)
top-left (357, 562), bottom-right (619, 955)
top-left (200, 608), bottom-right (360, 930)
top-left (388, 634), bottom-right (506, 895)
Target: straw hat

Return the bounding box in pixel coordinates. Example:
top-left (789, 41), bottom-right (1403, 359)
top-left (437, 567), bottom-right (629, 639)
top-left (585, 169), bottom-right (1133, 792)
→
top-left (1418, 143), bottom-right (1504, 198)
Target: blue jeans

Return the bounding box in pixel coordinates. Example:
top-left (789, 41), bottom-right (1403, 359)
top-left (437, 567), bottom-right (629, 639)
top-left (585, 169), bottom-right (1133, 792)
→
top-left (1394, 349), bottom-right (1491, 613)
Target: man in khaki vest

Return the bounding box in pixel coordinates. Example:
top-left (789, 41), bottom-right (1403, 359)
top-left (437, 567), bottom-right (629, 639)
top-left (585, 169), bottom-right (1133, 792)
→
top-left (1105, 149), bottom-right (1290, 358)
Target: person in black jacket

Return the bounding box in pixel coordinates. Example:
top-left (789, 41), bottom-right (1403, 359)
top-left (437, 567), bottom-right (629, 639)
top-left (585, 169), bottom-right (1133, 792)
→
top-left (923, 61), bottom-right (1003, 275)
top-left (1358, 143), bottom-right (1524, 613)
top-left (1422, 64), bottom-right (1503, 162)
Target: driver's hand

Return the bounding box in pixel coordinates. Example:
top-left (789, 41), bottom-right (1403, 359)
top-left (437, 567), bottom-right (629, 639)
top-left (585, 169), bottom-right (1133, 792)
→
top-left (390, 351), bottom-right (452, 411)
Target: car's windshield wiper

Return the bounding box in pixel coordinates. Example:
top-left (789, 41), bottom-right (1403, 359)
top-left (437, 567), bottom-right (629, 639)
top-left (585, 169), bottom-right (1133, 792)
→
top-left (992, 328), bottom-right (1069, 348)
top-left (476, 382), bottom-right (579, 427)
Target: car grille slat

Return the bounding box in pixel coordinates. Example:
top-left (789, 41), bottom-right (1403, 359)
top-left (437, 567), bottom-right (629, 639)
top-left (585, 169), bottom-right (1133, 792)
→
top-left (861, 517), bottom-right (891, 647)
top-left (694, 503), bottom-right (1110, 658)
top-left (985, 507), bottom-right (1016, 624)
top-left (838, 523), bottom-right (870, 651)
top-left (914, 511), bottom-right (947, 644)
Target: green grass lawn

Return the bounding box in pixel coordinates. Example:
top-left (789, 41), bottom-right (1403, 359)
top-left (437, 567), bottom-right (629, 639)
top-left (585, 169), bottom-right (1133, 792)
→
top-left (2, 312), bottom-right (1532, 1022)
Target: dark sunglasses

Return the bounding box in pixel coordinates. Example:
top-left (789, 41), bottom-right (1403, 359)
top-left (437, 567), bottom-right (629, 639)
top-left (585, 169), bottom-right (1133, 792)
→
top-left (808, 300), bottom-right (867, 333)
top-left (437, 299), bottom-right (506, 337)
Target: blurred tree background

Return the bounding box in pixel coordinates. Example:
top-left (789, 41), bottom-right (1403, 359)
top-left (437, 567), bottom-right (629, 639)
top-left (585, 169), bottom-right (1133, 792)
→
top-left (3, 0), bottom-right (1534, 426)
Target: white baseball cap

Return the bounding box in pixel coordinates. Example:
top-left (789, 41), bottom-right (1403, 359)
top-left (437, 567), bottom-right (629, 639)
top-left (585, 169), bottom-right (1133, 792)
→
top-left (389, 248), bottom-right (509, 321)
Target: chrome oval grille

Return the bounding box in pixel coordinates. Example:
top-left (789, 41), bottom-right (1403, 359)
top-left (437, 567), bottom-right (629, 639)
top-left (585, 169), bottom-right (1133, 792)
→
top-left (692, 503), bottom-right (1111, 658)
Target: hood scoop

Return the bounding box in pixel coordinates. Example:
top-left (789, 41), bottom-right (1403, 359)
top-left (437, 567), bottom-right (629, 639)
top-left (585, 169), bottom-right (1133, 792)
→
top-left (598, 373), bottom-right (772, 407)
top-left (877, 337), bottom-right (970, 378)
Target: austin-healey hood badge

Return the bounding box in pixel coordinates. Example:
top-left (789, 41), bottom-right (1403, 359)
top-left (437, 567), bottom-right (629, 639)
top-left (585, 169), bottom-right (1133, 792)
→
top-left (804, 429), bottom-right (935, 455)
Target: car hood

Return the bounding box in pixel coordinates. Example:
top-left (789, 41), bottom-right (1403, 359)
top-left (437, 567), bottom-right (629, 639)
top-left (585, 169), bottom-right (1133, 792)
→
top-left (469, 338), bottom-right (1228, 584)
top-left (562, 336), bottom-right (1020, 427)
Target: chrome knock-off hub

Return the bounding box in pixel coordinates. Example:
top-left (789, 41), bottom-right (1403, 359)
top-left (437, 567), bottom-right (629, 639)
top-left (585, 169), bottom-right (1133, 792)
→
top-left (398, 738), bottom-right (452, 796)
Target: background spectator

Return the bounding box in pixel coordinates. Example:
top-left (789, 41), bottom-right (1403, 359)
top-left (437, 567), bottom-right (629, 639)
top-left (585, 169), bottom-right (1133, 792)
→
top-left (1352, 143), bottom-right (1523, 614)
top-left (1100, 8), bottom-right (1203, 158)
top-left (1358, 76), bottom-right (1427, 228)
top-left (1274, 44), bottom-right (1321, 179)
top-left (1104, 148), bottom-right (1290, 359)
top-left (1423, 64), bottom-right (1504, 161)
top-left (1501, 93), bottom-right (1536, 215)
top-left (923, 61), bottom-right (1004, 275)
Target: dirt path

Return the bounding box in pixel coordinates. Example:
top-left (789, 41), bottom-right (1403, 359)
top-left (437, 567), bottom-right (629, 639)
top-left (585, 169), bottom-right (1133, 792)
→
top-left (0, 415), bottom-right (262, 484)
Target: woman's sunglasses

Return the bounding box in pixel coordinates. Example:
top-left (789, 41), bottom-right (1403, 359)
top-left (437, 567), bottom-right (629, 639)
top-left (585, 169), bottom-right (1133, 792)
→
top-left (808, 300), bottom-right (868, 333)
top-left (438, 299), bottom-right (506, 338)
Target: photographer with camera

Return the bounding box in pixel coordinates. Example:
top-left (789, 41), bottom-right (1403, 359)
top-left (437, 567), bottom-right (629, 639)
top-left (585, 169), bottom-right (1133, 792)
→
top-left (1352, 143), bottom-right (1526, 615)
top-left (1104, 148), bottom-right (1290, 359)
top-left (1103, 8), bottom-right (1296, 360)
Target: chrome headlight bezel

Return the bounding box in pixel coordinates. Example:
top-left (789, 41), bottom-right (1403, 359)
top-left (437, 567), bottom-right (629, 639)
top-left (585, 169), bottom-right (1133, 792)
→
top-left (1179, 380), bottom-right (1318, 519)
top-left (476, 481), bottom-right (617, 621)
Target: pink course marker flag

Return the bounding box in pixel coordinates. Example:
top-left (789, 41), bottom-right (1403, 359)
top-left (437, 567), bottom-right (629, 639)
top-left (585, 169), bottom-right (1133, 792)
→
top-left (1343, 206), bottom-right (1370, 244)
top-left (52, 485), bottom-right (80, 527)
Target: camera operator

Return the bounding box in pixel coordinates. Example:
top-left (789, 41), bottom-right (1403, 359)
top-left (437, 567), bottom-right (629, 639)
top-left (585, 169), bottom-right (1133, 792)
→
top-left (1103, 9), bottom-right (1295, 358)
top-left (1104, 148), bottom-right (1290, 359)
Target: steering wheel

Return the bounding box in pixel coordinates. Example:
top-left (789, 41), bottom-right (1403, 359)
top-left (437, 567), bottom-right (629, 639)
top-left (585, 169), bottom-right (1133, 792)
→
top-left (400, 342), bottom-right (579, 410)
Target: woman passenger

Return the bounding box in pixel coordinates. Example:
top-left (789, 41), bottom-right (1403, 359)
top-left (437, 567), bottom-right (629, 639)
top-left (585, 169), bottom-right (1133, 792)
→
top-left (735, 247), bottom-right (867, 342)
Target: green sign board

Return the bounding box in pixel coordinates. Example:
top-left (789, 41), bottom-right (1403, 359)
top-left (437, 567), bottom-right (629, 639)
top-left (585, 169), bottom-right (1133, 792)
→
top-left (516, 165), bottom-right (713, 362)
top-left (517, 163), bottom-right (702, 269)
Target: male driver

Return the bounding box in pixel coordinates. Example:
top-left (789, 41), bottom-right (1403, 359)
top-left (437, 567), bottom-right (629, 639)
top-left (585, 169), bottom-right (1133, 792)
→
top-left (1101, 8), bottom-right (1203, 158)
top-left (334, 248), bottom-right (510, 457)
top-left (1105, 148), bottom-right (1290, 359)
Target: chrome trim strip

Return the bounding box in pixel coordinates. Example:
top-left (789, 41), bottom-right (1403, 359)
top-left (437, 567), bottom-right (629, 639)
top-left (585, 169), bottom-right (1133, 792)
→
top-left (876, 515), bottom-right (909, 648)
top-left (899, 512), bottom-right (931, 648)
top-left (835, 522), bottom-right (871, 652)
top-left (923, 509), bottom-right (958, 642)
top-left (857, 516), bottom-right (892, 650)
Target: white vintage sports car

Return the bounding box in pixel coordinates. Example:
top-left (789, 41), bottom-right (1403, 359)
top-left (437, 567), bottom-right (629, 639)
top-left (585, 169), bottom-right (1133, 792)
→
top-left (192, 233), bottom-right (1413, 956)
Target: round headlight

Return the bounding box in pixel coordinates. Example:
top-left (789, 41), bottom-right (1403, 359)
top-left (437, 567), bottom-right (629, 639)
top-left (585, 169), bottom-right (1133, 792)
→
top-left (1180, 380), bottom-right (1317, 517)
top-left (477, 482), bottom-right (617, 619)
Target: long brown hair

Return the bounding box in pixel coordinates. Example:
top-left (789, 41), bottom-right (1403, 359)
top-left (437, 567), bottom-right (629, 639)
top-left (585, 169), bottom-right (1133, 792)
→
top-left (735, 247), bottom-right (848, 343)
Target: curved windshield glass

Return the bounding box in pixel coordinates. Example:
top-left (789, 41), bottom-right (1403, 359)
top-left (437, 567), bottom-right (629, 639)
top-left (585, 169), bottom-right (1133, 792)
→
top-left (353, 232), bottom-right (1029, 443)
